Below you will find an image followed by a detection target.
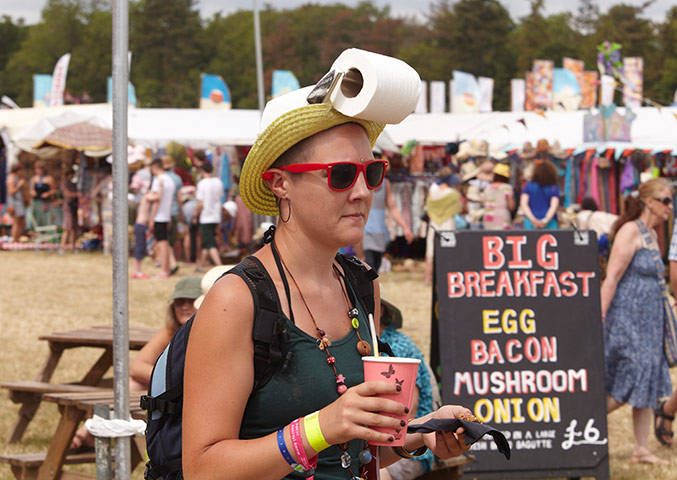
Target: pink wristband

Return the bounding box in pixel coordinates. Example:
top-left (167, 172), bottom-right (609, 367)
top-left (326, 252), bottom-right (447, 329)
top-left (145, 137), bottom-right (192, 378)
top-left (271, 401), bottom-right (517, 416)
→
top-left (290, 418), bottom-right (317, 478)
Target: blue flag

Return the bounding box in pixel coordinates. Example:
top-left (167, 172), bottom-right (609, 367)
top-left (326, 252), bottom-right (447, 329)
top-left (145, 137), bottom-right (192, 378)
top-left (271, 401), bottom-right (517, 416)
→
top-left (272, 70), bottom-right (300, 98)
top-left (33, 74), bottom-right (52, 107)
top-left (200, 73), bottom-right (231, 109)
top-left (107, 77), bottom-right (137, 106)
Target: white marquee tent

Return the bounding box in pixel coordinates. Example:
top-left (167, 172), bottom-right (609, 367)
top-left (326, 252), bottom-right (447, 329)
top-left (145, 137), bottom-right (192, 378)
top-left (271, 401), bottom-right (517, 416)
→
top-left (2, 104), bottom-right (677, 164)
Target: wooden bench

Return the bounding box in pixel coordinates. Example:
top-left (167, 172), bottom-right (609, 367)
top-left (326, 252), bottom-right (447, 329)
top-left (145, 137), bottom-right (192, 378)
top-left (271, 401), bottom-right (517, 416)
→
top-left (0, 451), bottom-right (96, 480)
top-left (2, 381), bottom-right (107, 444)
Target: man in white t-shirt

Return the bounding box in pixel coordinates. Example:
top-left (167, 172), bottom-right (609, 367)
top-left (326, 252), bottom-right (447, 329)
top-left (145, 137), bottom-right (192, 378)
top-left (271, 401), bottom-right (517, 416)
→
top-left (148, 158), bottom-right (177, 278)
top-left (194, 161), bottom-right (224, 269)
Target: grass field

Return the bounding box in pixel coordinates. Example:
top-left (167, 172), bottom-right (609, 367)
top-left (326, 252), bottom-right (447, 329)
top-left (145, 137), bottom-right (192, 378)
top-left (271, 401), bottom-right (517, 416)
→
top-left (0, 251), bottom-right (676, 479)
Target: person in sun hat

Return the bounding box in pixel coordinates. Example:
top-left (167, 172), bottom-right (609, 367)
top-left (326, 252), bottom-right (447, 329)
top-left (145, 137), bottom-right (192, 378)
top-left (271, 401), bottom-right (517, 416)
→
top-left (482, 162), bottom-right (515, 230)
top-left (182, 49), bottom-right (471, 479)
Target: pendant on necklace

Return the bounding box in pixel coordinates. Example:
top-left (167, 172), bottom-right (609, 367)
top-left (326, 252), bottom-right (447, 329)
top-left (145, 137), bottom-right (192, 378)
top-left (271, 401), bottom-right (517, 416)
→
top-left (356, 340), bottom-right (372, 356)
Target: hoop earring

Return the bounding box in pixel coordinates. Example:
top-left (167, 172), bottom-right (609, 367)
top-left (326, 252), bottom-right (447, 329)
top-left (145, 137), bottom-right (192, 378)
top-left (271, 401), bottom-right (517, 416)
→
top-left (279, 198), bottom-right (292, 223)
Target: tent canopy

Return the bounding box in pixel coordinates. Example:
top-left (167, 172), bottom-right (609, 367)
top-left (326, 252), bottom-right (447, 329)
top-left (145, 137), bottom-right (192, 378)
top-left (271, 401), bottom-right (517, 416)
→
top-left (3, 104), bottom-right (677, 159)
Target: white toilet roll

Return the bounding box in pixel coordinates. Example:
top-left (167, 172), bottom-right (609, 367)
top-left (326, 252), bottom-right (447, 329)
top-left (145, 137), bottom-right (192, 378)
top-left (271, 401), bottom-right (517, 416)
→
top-left (328, 49), bottom-right (421, 125)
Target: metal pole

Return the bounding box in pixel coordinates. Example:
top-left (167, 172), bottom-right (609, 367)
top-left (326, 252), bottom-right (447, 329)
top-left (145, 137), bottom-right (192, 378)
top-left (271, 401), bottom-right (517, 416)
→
top-left (253, 0), bottom-right (265, 113)
top-left (112, 0), bottom-right (131, 478)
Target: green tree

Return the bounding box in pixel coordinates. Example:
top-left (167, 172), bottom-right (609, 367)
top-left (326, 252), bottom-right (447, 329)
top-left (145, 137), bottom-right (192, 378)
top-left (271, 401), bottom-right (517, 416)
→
top-left (3, 0), bottom-right (89, 106)
top-left (655, 7), bottom-right (677, 104)
top-left (425, 0), bottom-right (516, 110)
top-left (130, 0), bottom-right (204, 107)
top-left (0, 16), bottom-right (28, 100)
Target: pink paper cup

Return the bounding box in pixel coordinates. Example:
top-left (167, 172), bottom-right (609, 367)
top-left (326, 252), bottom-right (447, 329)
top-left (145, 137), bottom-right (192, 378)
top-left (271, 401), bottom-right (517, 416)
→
top-left (362, 356), bottom-right (421, 446)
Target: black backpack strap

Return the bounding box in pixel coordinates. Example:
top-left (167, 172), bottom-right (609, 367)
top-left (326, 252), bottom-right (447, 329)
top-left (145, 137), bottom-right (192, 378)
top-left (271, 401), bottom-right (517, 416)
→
top-left (227, 256), bottom-right (292, 390)
top-left (144, 458), bottom-right (182, 479)
top-left (334, 254), bottom-right (395, 357)
top-left (335, 253), bottom-right (378, 316)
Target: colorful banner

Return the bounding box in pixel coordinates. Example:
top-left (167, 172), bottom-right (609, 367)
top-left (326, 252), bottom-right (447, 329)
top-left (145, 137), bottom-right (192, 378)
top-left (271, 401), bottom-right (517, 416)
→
top-left (415, 80), bottom-right (428, 114)
top-left (479, 77), bottom-right (494, 113)
top-left (531, 60), bottom-right (554, 110)
top-left (580, 71), bottom-right (598, 109)
top-left (452, 70), bottom-right (480, 114)
top-left (584, 106), bottom-right (635, 142)
top-left (552, 68), bottom-right (581, 111)
top-left (33, 74), bottom-right (52, 108)
top-left (200, 73), bottom-right (231, 109)
top-left (563, 58), bottom-right (584, 90)
top-left (49, 53), bottom-right (71, 107)
top-left (429, 80), bottom-right (446, 113)
top-left (511, 79), bottom-right (525, 112)
top-left (106, 77), bottom-right (137, 106)
top-left (525, 72), bottom-right (535, 111)
top-left (622, 57), bottom-right (643, 108)
top-left (272, 70), bottom-right (300, 98)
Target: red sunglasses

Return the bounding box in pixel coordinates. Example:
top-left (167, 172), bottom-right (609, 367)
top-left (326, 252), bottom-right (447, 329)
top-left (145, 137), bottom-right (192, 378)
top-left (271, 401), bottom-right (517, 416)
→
top-left (263, 160), bottom-right (388, 192)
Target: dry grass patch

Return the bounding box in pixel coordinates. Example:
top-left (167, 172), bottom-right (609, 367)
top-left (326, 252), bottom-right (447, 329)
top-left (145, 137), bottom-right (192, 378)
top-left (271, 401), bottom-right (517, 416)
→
top-left (0, 252), bottom-right (676, 479)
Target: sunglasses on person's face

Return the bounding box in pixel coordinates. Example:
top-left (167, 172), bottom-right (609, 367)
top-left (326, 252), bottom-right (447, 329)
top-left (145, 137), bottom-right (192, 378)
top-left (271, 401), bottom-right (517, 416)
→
top-left (653, 197), bottom-right (673, 206)
top-left (266, 160), bottom-right (388, 192)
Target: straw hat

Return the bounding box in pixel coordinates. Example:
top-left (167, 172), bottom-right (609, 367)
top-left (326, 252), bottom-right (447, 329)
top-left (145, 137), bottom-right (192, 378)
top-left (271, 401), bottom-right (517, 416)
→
top-left (493, 163), bottom-right (510, 178)
top-left (240, 86), bottom-right (384, 216)
top-left (549, 140), bottom-right (566, 158)
top-left (194, 265), bottom-right (236, 309)
top-left (536, 139), bottom-right (550, 153)
top-left (519, 141), bottom-right (536, 159)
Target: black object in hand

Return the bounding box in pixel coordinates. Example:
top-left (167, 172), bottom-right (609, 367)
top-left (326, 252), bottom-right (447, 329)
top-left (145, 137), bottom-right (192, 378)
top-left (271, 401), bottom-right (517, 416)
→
top-left (407, 418), bottom-right (511, 460)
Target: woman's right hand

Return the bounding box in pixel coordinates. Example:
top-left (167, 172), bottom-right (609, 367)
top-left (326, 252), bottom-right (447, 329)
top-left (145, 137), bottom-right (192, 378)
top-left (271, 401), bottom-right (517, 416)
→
top-left (317, 380), bottom-right (409, 446)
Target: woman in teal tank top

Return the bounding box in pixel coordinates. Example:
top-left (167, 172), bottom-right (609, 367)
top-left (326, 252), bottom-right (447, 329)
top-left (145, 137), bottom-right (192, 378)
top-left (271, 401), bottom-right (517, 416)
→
top-left (182, 65), bottom-right (471, 480)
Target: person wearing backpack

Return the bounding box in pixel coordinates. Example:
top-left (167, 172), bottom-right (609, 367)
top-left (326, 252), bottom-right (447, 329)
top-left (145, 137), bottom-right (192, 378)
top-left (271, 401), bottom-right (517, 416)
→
top-left (179, 54), bottom-right (472, 480)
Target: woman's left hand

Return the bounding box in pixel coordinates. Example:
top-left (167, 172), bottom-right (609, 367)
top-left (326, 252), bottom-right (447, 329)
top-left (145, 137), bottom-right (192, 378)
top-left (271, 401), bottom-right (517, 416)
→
top-left (421, 405), bottom-right (473, 458)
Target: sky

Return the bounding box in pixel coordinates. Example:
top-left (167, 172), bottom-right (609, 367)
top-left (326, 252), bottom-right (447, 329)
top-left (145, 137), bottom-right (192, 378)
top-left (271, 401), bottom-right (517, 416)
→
top-left (2, 0), bottom-right (675, 25)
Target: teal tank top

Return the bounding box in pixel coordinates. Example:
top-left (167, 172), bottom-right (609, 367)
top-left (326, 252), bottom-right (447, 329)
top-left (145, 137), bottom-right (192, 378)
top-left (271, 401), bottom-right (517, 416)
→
top-left (239, 274), bottom-right (374, 480)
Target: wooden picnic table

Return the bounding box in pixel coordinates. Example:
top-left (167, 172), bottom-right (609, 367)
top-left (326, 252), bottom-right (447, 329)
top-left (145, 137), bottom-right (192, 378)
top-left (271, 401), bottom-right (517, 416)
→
top-left (3, 325), bottom-right (156, 444)
top-left (1, 390), bottom-right (147, 480)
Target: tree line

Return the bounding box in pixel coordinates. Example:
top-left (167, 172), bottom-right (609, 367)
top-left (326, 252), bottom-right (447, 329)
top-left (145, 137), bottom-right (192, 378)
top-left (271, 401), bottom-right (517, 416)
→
top-left (1, 0), bottom-right (676, 111)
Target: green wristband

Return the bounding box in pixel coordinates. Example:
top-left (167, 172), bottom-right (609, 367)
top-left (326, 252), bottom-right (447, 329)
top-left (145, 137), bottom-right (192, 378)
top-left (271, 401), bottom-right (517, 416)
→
top-left (304, 411), bottom-right (331, 452)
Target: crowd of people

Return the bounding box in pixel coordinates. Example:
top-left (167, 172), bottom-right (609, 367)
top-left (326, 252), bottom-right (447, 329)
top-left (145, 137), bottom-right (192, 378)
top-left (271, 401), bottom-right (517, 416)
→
top-left (2, 148), bottom-right (254, 274)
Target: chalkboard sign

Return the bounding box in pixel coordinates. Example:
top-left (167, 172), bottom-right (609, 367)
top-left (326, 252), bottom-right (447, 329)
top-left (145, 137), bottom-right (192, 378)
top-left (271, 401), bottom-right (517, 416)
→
top-left (434, 230), bottom-right (609, 479)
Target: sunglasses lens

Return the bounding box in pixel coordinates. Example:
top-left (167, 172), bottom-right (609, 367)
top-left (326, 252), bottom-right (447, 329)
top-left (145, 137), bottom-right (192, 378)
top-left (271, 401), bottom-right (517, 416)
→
top-left (664, 198), bottom-right (673, 206)
top-left (365, 162), bottom-right (386, 188)
top-left (330, 163), bottom-right (358, 190)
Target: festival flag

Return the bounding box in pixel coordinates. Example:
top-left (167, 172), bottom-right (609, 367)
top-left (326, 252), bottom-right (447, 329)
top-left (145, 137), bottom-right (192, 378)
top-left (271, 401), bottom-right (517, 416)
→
top-left (531, 60), bottom-right (554, 110)
top-left (525, 72), bottom-right (535, 111)
top-left (1, 96), bottom-right (20, 109)
top-left (511, 78), bottom-right (525, 112)
top-left (272, 70), bottom-right (300, 98)
top-left (48, 53), bottom-right (71, 107)
top-left (622, 57), bottom-right (643, 108)
top-left (200, 73), bottom-right (231, 109)
top-left (415, 80), bottom-right (428, 114)
top-left (552, 68), bottom-right (581, 111)
top-left (106, 77), bottom-right (137, 106)
top-left (563, 58), bottom-right (584, 91)
top-left (429, 80), bottom-right (446, 113)
top-left (580, 71), bottom-right (599, 109)
top-left (33, 74), bottom-right (52, 107)
top-left (478, 77), bottom-right (494, 112)
top-left (451, 70), bottom-right (480, 114)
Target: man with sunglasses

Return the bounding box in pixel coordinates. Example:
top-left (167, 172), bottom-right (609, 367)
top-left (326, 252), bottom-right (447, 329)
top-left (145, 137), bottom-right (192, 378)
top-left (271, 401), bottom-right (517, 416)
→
top-left (183, 54), bottom-right (472, 480)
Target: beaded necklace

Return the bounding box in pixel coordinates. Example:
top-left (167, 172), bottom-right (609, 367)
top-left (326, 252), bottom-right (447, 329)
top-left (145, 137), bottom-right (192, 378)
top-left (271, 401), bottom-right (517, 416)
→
top-left (272, 240), bottom-right (373, 479)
